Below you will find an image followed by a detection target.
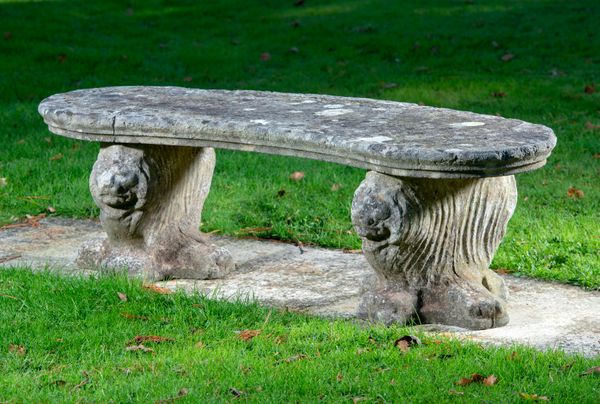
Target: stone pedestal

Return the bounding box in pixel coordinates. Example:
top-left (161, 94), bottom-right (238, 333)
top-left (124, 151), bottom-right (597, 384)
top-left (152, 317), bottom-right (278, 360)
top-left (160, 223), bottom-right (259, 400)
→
top-left (77, 144), bottom-right (233, 280)
top-left (351, 172), bottom-right (517, 330)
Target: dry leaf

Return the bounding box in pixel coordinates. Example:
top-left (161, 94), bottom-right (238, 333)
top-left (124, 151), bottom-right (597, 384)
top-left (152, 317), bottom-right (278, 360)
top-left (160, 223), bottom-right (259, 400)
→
top-left (483, 374), bottom-right (498, 386)
top-left (133, 335), bottom-right (175, 344)
top-left (289, 171), bottom-right (305, 181)
top-left (584, 85), bottom-right (596, 94)
top-left (395, 339), bottom-right (410, 353)
top-left (567, 186), bottom-right (584, 198)
top-left (336, 373), bottom-right (343, 382)
top-left (46, 206), bottom-right (56, 213)
top-left (125, 344), bottom-right (154, 353)
top-left (8, 344), bottom-right (25, 356)
top-left (592, 153), bottom-right (600, 159)
top-left (501, 53), bottom-right (514, 62)
top-left (455, 373), bottom-right (485, 386)
top-left (519, 392), bottom-right (549, 401)
top-left (0, 178), bottom-right (6, 187)
top-left (237, 329), bottom-right (261, 341)
top-left (260, 52), bottom-right (271, 61)
top-left (56, 53), bottom-right (67, 63)
top-left (394, 335), bottom-right (422, 350)
top-left (117, 292), bottom-right (128, 302)
top-left (585, 121), bottom-right (600, 130)
top-left (580, 366), bottom-right (600, 376)
top-left (120, 312), bottom-right (149, 320)
top-left (492, 91), bottom-right (506, 98)
top-left (143, 284), bottom-right (173, 294)
top-left (331, 183), bottom-right (342, 191)
top-left (195, 341), bottom-right (205, 349)
top-left (49, 153), bottom-right (64, 161)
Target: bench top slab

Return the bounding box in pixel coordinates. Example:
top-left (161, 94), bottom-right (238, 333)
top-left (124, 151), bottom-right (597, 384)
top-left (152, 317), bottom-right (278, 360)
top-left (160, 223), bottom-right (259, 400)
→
top-left (39, 86), bottom-right (556, 178)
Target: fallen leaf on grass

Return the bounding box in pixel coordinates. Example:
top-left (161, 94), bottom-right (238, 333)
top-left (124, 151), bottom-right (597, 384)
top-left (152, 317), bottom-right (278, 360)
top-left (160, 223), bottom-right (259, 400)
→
top-left (143, 284), bottom-right (173, 294)
top-left (260, 52), bottom-right (271, 61)
top-left (120, 312), bottom-right (149, 320)
top-left (133, 335), bottom-right (175, 344)
top-left (125, 344), bottom-right (154, 353)
top-left (585, 121), bottom-right (600, 130)
top-left (395, 340), bottom-right (410, 352)
top-left (8, 344), bottom-right (25, 356)
top-left (237, 329), bottom-right (261, 341)
top-left (331, 183), bottom-right (342, 191)
top-left (195, 341), bottom-right (205, 349)
top-left (580, 366), bottom-right (600, 376)
top-left (0, 177), bottom-right (6, 187)
top-left (567, 186), bottom-right (584, 198)
top-left (394, 335), bottom-right (421, 352)
top-left (49, 153), bottom-right (64, 161)
top-left (455, 373), bottom-right (497, 386)
top-left (584, 85), bottom-right (596, 94)
top-left (492, 91), bottom-right (506, 98)
top-left (117, 292), bottom-right (128, 302)
top-left (593, 153), bottom-right (600, 159)
top-left (289, 171), bottom-right (305, 181)
top-left (46, 206), bottom-right (56, 213)
top-left (501, 53), bottom-right (515, 62)
top-left (483, 374), bottom-right (498, 386)
top-left (519, 392), bottom-right (549, 401)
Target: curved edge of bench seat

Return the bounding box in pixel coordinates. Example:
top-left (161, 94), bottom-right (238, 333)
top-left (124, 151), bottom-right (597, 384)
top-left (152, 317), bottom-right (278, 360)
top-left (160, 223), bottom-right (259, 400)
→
top-left (47, 124), bottom-right (549, 179)
top-left (38, 86), bottom-right (556, 179)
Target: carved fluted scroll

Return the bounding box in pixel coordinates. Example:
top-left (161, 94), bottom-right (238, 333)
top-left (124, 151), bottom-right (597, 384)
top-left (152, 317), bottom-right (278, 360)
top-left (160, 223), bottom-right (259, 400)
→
top-left (78, 144), bottom-right (233, 281)
top-left (352, 172), bottom-right (517, 330)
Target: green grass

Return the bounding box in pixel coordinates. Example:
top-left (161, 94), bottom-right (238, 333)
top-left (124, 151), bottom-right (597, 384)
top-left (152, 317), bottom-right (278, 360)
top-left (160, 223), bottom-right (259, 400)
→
top-left (0, 0), bottom-right (598, 288)
top-left (0, 269), bottom-right (598, 402)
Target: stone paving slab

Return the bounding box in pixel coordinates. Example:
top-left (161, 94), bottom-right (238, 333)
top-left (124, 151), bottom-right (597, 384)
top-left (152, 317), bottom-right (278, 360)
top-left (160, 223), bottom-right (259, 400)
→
top-left (1, 218), bottom-right (598, 357)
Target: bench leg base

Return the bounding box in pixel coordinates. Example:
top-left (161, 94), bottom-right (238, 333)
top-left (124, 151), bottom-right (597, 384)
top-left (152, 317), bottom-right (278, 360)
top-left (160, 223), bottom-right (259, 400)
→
top-left (352, 172), bottom-right (516, 330)
top-left (78, 144), bottom-right (234, 281)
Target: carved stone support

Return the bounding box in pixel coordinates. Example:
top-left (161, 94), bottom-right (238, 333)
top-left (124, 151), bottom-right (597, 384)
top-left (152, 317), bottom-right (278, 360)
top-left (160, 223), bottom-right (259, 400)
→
top-left (77, 144), bottom-right (234, 280)
top-left (351, 171), bottom-right (517, 330)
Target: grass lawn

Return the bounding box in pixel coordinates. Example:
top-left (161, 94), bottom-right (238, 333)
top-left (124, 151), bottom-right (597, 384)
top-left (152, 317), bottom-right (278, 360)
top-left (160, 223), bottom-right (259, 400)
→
top-left (0, 0), bottom-right (598, 288)
top-left (0, 269), bottom-right (598, 402)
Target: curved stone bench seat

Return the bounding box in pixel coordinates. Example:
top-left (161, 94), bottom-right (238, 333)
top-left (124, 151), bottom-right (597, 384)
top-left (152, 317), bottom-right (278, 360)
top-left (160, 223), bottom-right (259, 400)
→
top-left (39, 86), bottom-right (556, 330)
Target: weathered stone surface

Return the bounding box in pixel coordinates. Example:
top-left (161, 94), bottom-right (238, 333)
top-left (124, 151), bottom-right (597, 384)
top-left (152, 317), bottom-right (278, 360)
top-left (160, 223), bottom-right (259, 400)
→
top-left (1, 218), bottom-right (599, 357)
top-left (78, 144), bottom-right (233, 280)
top-left (352, 172), bottom-right (516, 329)
top-left (39, 86), bottom-right (556, 178)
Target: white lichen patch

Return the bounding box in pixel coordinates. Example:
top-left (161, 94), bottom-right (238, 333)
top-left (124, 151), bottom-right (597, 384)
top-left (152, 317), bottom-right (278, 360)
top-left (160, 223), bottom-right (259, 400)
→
top-left (243, 108), bottom-right (257, 111)
top-left (315, 109), bottom-right (353, 117)
top-left (449, 122), bottom-right (485, 128)
top-left (353, 136), bottom-right (393, 143)
top-left (250, 119), bottom-right (270, 125)
top-left (323, 104), bottom-right (345, 109)
top-left (288, 110), bottom-right (303, 114)
top-left (371, 107), bottom-right (387, 111)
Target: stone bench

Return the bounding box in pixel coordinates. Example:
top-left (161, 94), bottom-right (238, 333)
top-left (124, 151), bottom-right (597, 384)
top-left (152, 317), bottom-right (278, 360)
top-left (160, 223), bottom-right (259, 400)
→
top-left (38, 86), bottom-right (556, 330)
